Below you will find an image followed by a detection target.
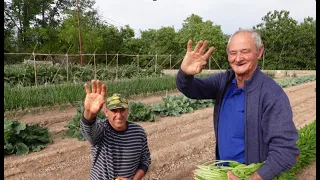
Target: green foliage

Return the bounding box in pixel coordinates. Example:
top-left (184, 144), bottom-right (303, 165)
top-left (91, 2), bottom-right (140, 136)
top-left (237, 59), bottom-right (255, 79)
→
top-left (4, 0), bottom-right (73, 53)
top-left (254, 10), bottom-right (316, 70)
top-left (128, 102), bottom-right (155, 122)
top-left (175, 14), bottom-right (229, 69)
top-left (151, 95), bottom-right (214, 117)
top-left (195, 160), bottom-right (264, 180)
top-left (4, 119), bottom-right (53, 156)
top-left (230, 162), bottom-right (264, 178)
top-left (65, 105), bottom-right (105, 141)
top-left (4, 63), bottom-right (163, 87)
top-left (64, 106), bottom-right (85, 141)
top-left (275, 75), bottom-right (316, 88)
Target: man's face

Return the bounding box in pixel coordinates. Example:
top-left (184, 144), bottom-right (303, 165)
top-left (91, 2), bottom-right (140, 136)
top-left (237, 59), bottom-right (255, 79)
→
top-left (227, 32), bottom-right (264, 76)
top-left (105, 107), bottom-right (129, 131)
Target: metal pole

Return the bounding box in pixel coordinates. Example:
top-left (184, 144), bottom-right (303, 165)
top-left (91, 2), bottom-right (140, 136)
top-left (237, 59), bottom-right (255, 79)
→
top-left (155, 54), bottom-right (157, 72)
top-left (116, 53), bottom-right (118, 81)
top-left (66, 53), bottom-right (69, 82)
top-left (262, 50), bottom-right (265, 70)
top-left (169, 55), bottom-right (172, 69)
top-left (137, 54), bottom-right (139, 73)
top-left (94, 52), bottom-right (96, 80)
top-left (76, 0), bottom-right (83, 65)
top-left (33, 52), bottom-right (37, 86)
top-left (106, 52), bottom-right (108, 68)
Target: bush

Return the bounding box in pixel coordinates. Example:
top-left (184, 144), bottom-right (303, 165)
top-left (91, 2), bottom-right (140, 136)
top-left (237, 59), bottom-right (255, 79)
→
top-left (4, 119), bottom-right (53, 156)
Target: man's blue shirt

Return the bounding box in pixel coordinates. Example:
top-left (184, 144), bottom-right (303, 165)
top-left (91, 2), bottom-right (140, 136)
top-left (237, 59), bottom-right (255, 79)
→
top-left (218, 77), bottom-right (245, 164)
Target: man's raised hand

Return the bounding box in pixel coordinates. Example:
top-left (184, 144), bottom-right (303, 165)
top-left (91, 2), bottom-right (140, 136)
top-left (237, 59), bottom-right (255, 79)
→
top-left (180, 40), bottom-right (215, 75)
top-left (83, 80), bottom-right (107, 120)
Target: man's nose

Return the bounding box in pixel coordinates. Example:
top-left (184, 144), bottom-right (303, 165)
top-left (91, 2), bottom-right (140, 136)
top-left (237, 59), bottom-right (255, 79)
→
top-left (114, 110), bottom-right (122, 118)
top-left (235, 52), bottom-right (243, 61)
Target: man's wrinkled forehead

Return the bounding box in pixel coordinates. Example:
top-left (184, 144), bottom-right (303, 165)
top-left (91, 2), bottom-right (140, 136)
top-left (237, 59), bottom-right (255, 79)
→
top-left (228, 33), bottom-right (256, 50)
top-left (230, 32), bottom-right (255, 43)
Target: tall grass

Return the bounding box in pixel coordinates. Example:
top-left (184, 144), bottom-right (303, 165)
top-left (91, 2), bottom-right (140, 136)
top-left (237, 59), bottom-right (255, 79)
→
top-left (5, 75), bottom-right (178, 111)
top-left (4, 74), bottom-right (316, 111)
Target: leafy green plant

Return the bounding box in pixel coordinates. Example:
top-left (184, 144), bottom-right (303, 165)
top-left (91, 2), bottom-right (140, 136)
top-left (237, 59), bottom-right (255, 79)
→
top-left (4, 118), bottom-right (53, 156)
top-left (152, 95), bottom-right (194, 117)
top-left (190, 99), bottom-right (215, 109)
top-left (275, 75), bottom-right (316, 88)
top-left (128, 102), bottom-right (155, 122)
top-left (151, 95), bottom-right (214, 117)
top-left (65, 105), bottom-right (105, 141)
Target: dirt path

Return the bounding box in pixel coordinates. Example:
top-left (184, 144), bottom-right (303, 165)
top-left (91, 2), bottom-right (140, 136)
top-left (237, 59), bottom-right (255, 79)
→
top-left (296, 161), bottom-right (316, 180)
top-left (4, 82), bottom-right (316, 180)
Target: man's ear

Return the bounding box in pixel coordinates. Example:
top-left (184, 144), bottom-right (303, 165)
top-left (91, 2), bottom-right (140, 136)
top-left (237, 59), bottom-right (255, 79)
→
top-left (257, 44), bottom-right (265, 59)
top-left (102, 104), bottom-right (108, 117)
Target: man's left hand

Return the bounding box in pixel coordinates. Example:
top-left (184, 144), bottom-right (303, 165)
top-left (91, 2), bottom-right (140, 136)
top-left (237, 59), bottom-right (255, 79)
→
top-left (116, 177), bottom-right (132, 180)
top-left (227, 172), bottom-right (241, 180)
top-left (247, 172), bottom-right (263, 180)
top-left (227, 171), bottom-right (263, 180)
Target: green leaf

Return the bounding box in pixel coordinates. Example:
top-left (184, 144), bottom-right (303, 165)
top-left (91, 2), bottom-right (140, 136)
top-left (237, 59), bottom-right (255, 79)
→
top-left (4, 143), bottom-right (14, 154)
top-left (31, 145), bottom-right (45, 152)
top-left (4, 118), bottom-right (52, 156)
top-left (15, 142), bottom-right (29, 156)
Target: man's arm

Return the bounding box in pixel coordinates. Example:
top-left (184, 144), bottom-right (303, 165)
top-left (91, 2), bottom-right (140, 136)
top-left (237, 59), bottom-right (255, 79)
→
top-left (80, 114), bottom-right (105, 146)
top-left (257, 95), bottom-right (300, 180)
top-left (247, 155), bottom-right (300, 180)
top-left (132, 169), bottom-right (145, 180)
top-left (176, 68), bottom-right (223, 99)
top-left (80, 80), bottom-right (107, 146)
top-left (176, 39), bottom-right (218, 100)
top-left (133, 132), bottom-right (151, 180)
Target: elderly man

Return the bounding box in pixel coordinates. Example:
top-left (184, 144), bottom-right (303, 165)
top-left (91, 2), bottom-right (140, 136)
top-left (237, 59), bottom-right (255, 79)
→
top-left (80, 80), bottom-right (151, 180)
top-left (176, 29), bottom-right (299, 180)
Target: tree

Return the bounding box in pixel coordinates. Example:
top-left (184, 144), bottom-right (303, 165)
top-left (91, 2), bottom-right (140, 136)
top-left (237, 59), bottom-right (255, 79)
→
top-left (4, 1), bottom-right (16, 52)
top-left (176, 14), bottom-right (228, 69)
top-left (294, 17), bottom-right (316, 69)
top-left (253, 10), bottom-right (315, 70)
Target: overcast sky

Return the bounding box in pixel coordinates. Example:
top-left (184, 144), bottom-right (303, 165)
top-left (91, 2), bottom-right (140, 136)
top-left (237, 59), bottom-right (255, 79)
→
top-left (93, 0), bottom-right (316, 35)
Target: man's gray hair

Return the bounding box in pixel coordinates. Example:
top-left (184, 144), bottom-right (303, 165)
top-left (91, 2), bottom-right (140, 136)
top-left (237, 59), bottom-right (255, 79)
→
top-left (226, 28), bottom-right (262, 53)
